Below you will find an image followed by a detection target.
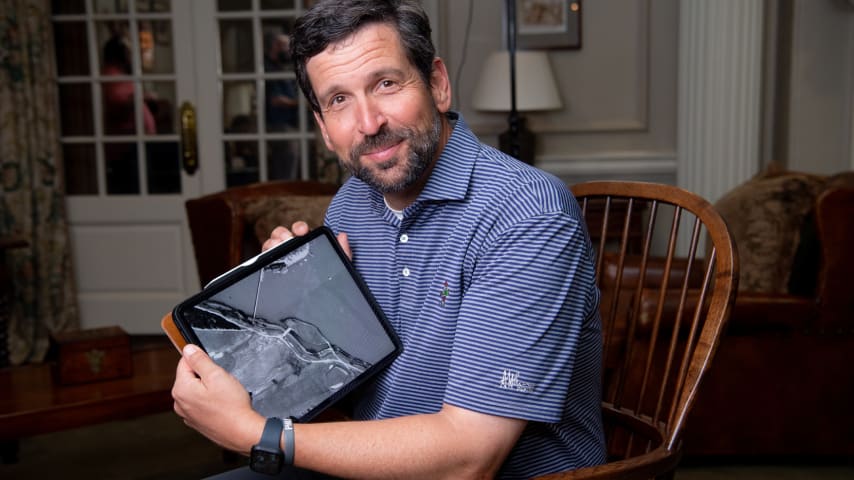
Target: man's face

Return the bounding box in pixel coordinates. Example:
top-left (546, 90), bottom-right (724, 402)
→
top-left (306, 23), bottom-right (451, 194)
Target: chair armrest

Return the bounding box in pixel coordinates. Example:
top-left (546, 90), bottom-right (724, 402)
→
top-left (531, 405), bottom-right (680, 480)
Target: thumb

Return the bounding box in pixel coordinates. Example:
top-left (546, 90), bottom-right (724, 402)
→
top-left (181, 344), bottom-right (221, 378)
top-left (337, 231), bottom-right (352, 260)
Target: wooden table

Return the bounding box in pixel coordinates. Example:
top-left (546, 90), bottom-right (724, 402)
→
top-left (0, 344), bottom-right (179, 461)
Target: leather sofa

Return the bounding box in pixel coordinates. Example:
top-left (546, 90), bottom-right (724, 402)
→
top-left (600, 168), bottom-right (854, 458)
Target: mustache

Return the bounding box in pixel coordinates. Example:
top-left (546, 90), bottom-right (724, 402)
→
top-left (350, 126), bottom-right (410, 160)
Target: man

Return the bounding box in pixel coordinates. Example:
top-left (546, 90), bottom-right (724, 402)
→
top-left (172, 1), bottom-right (605, 478)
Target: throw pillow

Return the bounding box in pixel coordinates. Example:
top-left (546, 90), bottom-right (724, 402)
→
top-left (714, 170), bottom-right (826, 293)
top-left (242, 195), bottom-right (335, 246)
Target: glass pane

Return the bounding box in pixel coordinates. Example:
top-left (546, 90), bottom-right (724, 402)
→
top-left (104, 143), bottom-right (140, 194)
top-left (145, 142), bottom-right (180, 194)
top-left (136, 0), bottom-right (170, 13)
top-left (62, 144), bottom-right (98, 195)
top-left (264, 79), bottom-right (299, 133)
top-left (138, 20), bottom-right (174, 74)
top-left (102, 80), bottom-right (153, 135)
top-left (219, 20), bottom-right (254, 73)
top-left (94, 0), bottom-right (128, 14)
top-left (52, 0), bottom-right (85, 14)
top-left (218, 0), bottom-right (251, 12)
top-left (267, 140), bottom-right (299, 180)
top-left (225, 140), bottom-right (259, 187)
top-left (315, 137), bottom-right (343, 183)
top-left (261, 18), bottom-right (295, 73)
top-left (58, 83), bottom-right (94, 136)
top-left (53, 22), bottom-right (90, 76)
top-left (261, 0), bottom-right (295, 9)
top-left (303, 104), bottom-right (315, 132)
top-left (144, 81), bottom-right (176, 134)
top-left (97, 22), bottom-right (132, 74)
top-left (223, 81), bottom-right (257, 134)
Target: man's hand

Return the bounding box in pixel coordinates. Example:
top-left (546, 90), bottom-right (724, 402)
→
top-left (262, 221), bottom-right (351, 259)
top-left (172, 344), bottom-right (264, 454)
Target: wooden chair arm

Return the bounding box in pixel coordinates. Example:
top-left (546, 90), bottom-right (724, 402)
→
top-left (533, 405), bottom-right (681, 480)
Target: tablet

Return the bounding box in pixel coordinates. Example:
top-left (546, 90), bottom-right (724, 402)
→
top-left (170, 226), bottom-right (401, 422)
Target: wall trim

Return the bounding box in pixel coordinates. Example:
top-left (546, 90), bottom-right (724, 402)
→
top-left (536, 152), bottom-right (677, 176)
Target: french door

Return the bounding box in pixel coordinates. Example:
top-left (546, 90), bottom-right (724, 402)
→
top-left (53, 0), bottom-right (325, 333)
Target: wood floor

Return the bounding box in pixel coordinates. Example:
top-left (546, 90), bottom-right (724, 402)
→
top-left (1, 411), bottom-right (852, 479)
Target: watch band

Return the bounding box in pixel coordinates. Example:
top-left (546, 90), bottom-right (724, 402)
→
top-left (250, 416), bottom-right (284, 475)
top-left (282, 418), bottom-right (295, 466)
top-left (259, 416), bottom-right (284, 453)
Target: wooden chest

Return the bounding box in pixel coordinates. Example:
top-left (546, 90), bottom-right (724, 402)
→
top-left (51, 326), bottom-right (133, 385)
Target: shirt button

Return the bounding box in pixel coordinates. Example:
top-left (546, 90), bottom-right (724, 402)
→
top-left (402, 267), bottom-right (410, 277)
top-left (400, 233), bottom-right (409, 243)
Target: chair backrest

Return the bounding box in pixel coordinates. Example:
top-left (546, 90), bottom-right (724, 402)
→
top-left (536, 181), bottom-right (738, 479)
top-left (185, 180), bottom-right (339, 287)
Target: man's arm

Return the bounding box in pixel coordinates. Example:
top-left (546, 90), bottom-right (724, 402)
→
top-left (173, 344), bottom-right (526, 479)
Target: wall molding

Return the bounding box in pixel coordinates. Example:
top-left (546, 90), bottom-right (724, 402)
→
top-left (537, 152), bottom-right (677, 177)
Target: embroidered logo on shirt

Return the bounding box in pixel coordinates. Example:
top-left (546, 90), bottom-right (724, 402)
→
top-left (439, 281), bottom-right (450, 306)
top-left (499, 369), bottom-right (535, 393)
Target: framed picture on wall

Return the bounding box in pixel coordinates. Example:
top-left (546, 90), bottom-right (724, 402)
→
top-left (513, 0), bottom-right (582, 50)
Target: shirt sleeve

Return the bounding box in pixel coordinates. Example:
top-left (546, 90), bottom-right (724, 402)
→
top-left (443, 210), bottom-right (600, 423)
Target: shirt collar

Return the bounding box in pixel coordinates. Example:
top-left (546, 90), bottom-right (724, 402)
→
top-left (415, 111), bottom-right (477, 203)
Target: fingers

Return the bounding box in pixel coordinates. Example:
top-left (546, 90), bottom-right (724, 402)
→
top-left (261, 221), bottom-right (311, 252)
top-left (291, 221), bottom-right (310, 236)
top-left (262, 226), bottom-right (294, 251)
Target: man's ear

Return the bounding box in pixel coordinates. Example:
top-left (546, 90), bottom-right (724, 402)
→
top-left (430, 58), bottom-right (452, 113)
top-left (314, 111), bottom-right (334, 150)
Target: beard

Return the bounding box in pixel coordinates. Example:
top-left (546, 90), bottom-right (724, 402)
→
top-left (342, 109), bottom-right (442, 194)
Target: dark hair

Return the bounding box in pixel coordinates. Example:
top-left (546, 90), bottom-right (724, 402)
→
top-left (103, 35), bottom-right (131, 73)
top-left (291, 0), bottom-right (435, 114)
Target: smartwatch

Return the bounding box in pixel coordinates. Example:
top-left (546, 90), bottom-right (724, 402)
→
top-left (250, 417), bottom-right (284, 475)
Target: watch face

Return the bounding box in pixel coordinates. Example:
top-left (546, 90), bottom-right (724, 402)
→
top-left (250, 448), bottom-right (283, 475)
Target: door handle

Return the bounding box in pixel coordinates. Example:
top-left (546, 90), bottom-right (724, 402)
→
top-left (180, 101), bottom-right (198, 175)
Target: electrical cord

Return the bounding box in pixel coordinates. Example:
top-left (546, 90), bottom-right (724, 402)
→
top-left (453, 0), bottom-right (474, 111)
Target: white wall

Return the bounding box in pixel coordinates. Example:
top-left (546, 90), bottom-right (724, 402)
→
top-left (435, 0), bottom-right (854, 184)
top-left (786, 0), bottom-right (854, 174)
top-left (441, 0), bottom-right (679, 185)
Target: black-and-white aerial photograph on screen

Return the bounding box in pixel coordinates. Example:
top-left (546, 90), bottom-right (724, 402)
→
top-left (175, 230), bottom-right (399, 421)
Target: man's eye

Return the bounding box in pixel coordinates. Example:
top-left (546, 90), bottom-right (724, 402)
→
top-left (330, 95), bottom-right (346, 105)
top-left (379, 80), bottom-right (396, 89)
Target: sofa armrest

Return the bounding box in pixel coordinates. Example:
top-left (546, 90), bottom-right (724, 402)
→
top-left (601, 253), bottom-right (819, 339)
top-left (814, 187), bottom-right (854, 330)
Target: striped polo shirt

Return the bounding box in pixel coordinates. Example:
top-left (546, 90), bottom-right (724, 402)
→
top-left (324, 112), bottom-right (605, 478)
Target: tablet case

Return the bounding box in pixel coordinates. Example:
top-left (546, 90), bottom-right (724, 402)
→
top-left (161, 313), bottom-right (186, 352)
top-left (162, 227), bottom-right (400, 422)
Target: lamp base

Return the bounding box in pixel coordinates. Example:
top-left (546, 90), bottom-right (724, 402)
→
top-left (498, 117), bottom-right (535, 165)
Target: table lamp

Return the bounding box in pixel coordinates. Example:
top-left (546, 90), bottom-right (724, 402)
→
top-left (472, 1), bottom-right (562, 165)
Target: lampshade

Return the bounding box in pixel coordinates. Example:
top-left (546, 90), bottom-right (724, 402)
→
top-left (472, 50), bottom-right (563, 112)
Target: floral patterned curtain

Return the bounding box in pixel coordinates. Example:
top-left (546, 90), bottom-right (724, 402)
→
top-left (0, 0), bottom-right (79, 365)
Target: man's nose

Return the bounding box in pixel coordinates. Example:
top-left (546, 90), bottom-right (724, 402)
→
top-left (356, 98), bottom-right (387, 136)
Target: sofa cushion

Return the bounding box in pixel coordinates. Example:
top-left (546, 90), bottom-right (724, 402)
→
top-left (714, 170), bottom-right (825, 293)
top-left (242, 195), bottom-right (334, 246)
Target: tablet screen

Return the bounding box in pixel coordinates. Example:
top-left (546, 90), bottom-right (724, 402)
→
top-left (172, 227), bottom-right (400, 421)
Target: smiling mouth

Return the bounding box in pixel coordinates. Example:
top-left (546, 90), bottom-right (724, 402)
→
top-left (361, 141), bottom-right (403, 163)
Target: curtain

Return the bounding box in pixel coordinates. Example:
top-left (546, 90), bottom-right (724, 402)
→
top-left (0, 0), bottom-right (79, 365)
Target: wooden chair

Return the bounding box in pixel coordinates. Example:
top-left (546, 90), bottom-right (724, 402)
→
top-left (535, 181), bottom-right (739, 479)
